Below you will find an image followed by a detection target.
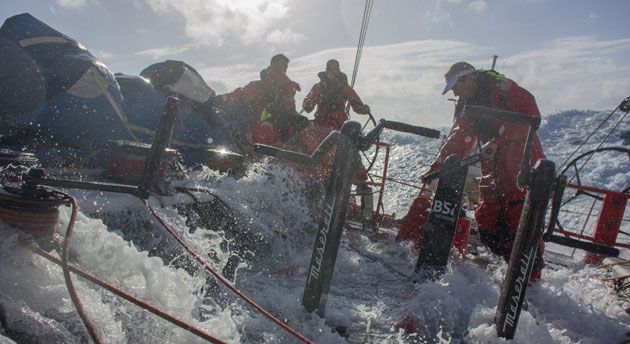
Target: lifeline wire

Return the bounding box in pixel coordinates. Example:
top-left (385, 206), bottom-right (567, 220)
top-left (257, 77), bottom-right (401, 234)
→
top-left (556, 97), bottom-right (629, 173)
top-left (566, 110), bottom-right (628, 186)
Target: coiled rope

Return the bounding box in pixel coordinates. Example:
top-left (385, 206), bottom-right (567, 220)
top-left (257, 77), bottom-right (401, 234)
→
top-left (0, 190), bottom-right (100, 342)
top-left (0, 189), bottom-right (100, 342)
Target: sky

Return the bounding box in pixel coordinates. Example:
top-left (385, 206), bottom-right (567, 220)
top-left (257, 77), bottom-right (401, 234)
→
top-left (2, 0), bottom-right (630, 127)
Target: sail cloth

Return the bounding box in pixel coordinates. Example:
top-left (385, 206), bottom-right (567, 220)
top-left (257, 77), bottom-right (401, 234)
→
top-left (137, 61), bottom-right (254, 161)
top-left (0, 13), bottom-right (133, 166)
top-left (0, 13), bottom-right (253, 167)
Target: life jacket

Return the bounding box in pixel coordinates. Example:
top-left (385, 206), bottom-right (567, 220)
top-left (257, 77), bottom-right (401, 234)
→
top-left (315, 71), bottom-right (348, 113)
top-left (256, 67), bottom-right (300, 142)
top-left (455, 70), bottom-right (510, 143)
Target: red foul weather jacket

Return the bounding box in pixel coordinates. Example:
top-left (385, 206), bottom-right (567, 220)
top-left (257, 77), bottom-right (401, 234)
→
top-left (398, 73), bottom-right (545, 257)
top-left (298, 72), bottom-right (370, 182)
top-left (219, 68), bottom-right (300, 149)
top-left (302, 72), bottom-right (370, 130)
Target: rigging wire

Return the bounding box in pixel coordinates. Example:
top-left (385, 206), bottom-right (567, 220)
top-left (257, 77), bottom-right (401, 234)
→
top-left (350, 0), bottom-right (374, 89)
top-left (550, 97), bottom-right (629, 243)
top-left (566, 110), bottom-right (628, 185)
top-left (348, 1), bottom-right (379, 186)
top-left (556, 97), bottom-right (629, 174)
top-left (346, 0), bottom-right (374, 121)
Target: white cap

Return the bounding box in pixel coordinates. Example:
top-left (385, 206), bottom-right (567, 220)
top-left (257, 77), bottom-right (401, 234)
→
top-left (442, 62), bottom-right (476, 95)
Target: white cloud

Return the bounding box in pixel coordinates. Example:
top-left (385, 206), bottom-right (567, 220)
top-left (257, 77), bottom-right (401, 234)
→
top-left (56, 0), bottom-right (89, 9)
top-left (135, 44), bottom-right (196, 60)
top-left (266, 28), bottom-right (305, 45)
top-left (141, 0), bottom-right (302, 47)
top-left (424, 4), bottom-right (453, 27)
top-left (89, 49), bottom-right (114, 61)
top-left (200, 36), bottom-right (630, 129)
top-left (200, 64), bottom-right (262, 94)
top-left (468, 0), bottom-right (487, 12)
top-left (502, 36), bottom-right (630, 115)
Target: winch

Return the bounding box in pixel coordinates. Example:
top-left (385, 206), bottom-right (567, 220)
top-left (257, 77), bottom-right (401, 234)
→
top-left (0, 149), bottom-right (39, 167)
top-left (0, 183), bottom-right (67, 236)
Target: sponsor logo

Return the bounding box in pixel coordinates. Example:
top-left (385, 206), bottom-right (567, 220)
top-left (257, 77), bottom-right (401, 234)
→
top-left (502, 246), bottom-right (534, 332)
top-left (431, 199), bottom-right (458, 222)
top-left (307, 197), bottom-right (335, 285)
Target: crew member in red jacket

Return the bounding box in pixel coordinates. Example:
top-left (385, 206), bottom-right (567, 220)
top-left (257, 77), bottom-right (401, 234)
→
top-left (299, 59), bottom-right (370, 182)
top-left (399, 61), bottom-right (546, 281)
top-left (216, 54), bottom-right (302, 150)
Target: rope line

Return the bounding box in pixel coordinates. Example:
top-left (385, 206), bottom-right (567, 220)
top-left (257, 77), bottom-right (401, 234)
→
top-left (4, 185), bottom-right (311, 342)
top-left (601, 274), bottom-right (630, 282)
top-left (60, 195), bottom-right (103, 344)
top-left (598, 259), bottom-right (630, 270)
top-left (143, 199), bottom-right (314, 344)
top-left (23, 242), bottom-right (227, 344)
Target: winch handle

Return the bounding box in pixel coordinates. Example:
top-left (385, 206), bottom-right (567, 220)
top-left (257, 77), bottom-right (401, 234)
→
top-left (23, 169), bottom-right (143, 196)
top-left (253, 131), bottom-right (341, 166)
top-left (546, 235), bottom-right (619, 257)
top-left (421, 171), bottom-right (439, 184)
top-left (253, 144), bottom-right (314, 166)
top-left (463, 105), bottom-right (541, 129)
top-left (358, 119), bottom-right (440, 151)
top-left (21, 97), bottom-right (181, 199)
top-left (383, 120), bottom-right (441, 139)
top-left (420, 142), bottom-right (497, 184)
top-left (138, 96), bottom-right (179, 199)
